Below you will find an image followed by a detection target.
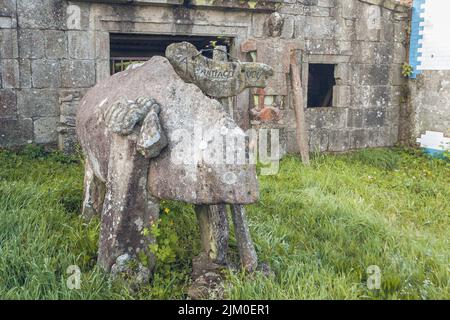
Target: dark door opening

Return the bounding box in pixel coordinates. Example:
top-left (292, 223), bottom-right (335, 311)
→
top-left (307, 64), bottom-right (336, 108)
top-left (109, 33), bottom-right (232, 74)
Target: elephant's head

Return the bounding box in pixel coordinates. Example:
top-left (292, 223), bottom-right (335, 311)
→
top-left (104, 96), bottom-right (168, 159)
top-left (165, 42), bottom-right (273, 98)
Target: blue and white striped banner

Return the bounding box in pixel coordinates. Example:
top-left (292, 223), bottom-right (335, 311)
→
top-left (409, 0), bottom-right (450, 78)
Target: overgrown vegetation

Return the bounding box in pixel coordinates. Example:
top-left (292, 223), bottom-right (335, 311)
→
top-left (402, 62), bottom-right (414, 78)
top-left (0, 146), bottom-right (448, 299)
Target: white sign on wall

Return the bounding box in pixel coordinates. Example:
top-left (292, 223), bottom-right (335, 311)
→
top-left (413, 0), bottom-right (450, 73)
top-left (417, 0), bottom-right (450, 70)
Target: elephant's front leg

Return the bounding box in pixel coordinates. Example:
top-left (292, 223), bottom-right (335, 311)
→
top-left (97, 134), bottom-right (160, 272)
top-left (97, 96), bottom-right (166, 272)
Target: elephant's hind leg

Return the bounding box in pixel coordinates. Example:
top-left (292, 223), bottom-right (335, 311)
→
top-left (81, 161), bottom-right (106, 220)
top-left (194, 204), bottom-right (229, 265)
top-left (231, 204), bottom-right (258, 272)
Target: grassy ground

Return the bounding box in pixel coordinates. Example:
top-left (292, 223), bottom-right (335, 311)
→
top-left (0, 146), bottom-right (448, 299)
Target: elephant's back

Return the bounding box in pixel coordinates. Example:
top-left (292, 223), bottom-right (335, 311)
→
top-left (76, 56), bottom-right (181, 179)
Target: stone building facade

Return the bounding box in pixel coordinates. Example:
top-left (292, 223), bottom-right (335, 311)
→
top-left (0, 0), bottom-right (410, 153)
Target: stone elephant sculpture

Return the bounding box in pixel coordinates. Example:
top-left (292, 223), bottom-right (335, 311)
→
top-left (76, 56), bottom-right (261, 273)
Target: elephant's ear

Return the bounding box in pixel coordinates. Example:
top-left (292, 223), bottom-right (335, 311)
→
top-left (103, 97), bottom-right (158, 136)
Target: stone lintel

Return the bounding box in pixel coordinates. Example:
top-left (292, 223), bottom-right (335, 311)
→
top-left (77, 0), bottom-right (281, 12)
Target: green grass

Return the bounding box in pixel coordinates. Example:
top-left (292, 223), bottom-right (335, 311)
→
top-left (0, 146), bottom-right (448, 299)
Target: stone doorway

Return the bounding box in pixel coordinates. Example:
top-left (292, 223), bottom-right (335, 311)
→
top-left (109, 33), bottom-right (232, 75)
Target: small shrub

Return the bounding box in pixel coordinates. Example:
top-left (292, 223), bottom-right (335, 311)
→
top-left (47, 151), bottom-right (80, 164)
top-left (21, 144), bottom-right (47, 159)
top-left (402, 63), bottom-right (413, 78)
top-left (17, 144), bottom-right (80, 164)
top-left (142, 204), bottom-right (180, 267)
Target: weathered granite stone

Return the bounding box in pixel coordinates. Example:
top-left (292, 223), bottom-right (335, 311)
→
top-left (305, 108), bottom-right (347, 129)
top-left (18, 58), bottom-right (31, 88)
top-left (17, 0), bottom-right (65, 29)
top-left (0, 118), bottom-right (33, 147)
top-left (267, 11), bottom-right (284, 37)
top-left (332, 85), bottom-right (351, 107)
top-left (68, 31), bottom-right (95, 60)
top-left (34, 116), bottom-right (58, 144)
top-left (0, 0), bottom-right (16, 17)
top-left (352, 64), bottom-right (390, 86)
top-left (57, 90), bottom-right (85, 154)
top-left (308, 128), bottom-right (329, 152)
top-left (370, 86), bottom-right (390, 107)
top-left (0, 29), bottom-right (18, 59)
top-left (364, 108), bottom-right (386, 127)
top-left (281, 14), bottom-right (295, 39)
top-left (187, 252), bottom-right (225, 300)
top-left (59, 90), bottom-right (84, 117)
top-left (1, 59), bottom-right (19, 88)
top-left (96, 60), bottom-right (110, 82)
top-left (328, 130), bottom-right (350, 152)
top-left (347, 109), bottom-right (364, 128)
top-left (110, 253), bottom-right (151, 287)
top-left (31, 59), bottom-right (61, 88)
top-left (61, 60), bottom-right (95, 88)
top-left (341, 0), bottom-right (357, 19)
top-left (45, 30), bottom-right (67, 59)
top-left (165, 42), bottom-right (273, 98)
top-left (18, 29), bottom-right (44, 59)
top-left (350, 129), bottom-right (369, 149)
top-left (110, 253), bottom-right (132, 276)
top-left (58, 127), bottom-right (78, 155)
top-left (17, 89), bottom-right (59, 117)
top-left (0, 89), bottom-right (16, 117)
top-left (367, 128), bottom-right (386, 148)
top-left (356, 4), bottom-right (382, 41)
top-left (334, 63), bottom-right (351, 85)
top-left (136, 108), bottom-right (168, 159)
top-left (76, 55), bottom-right (259, 271)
